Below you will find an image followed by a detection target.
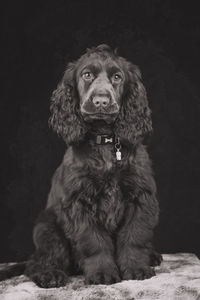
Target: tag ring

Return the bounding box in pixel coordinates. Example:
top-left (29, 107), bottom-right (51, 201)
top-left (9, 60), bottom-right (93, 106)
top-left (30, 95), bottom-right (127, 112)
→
top-left (115, 143), bottom-right (121, 151)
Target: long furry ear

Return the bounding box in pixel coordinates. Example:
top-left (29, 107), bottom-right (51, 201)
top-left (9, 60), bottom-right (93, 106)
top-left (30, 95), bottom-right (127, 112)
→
top-left (115, 63), bottom-right (152, 145)
top-left (49, 63), bottom-right (87, 145)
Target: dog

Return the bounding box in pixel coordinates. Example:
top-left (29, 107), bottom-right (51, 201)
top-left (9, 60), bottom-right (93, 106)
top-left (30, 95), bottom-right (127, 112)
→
top-left (0, 44), bottom-right (162, 288)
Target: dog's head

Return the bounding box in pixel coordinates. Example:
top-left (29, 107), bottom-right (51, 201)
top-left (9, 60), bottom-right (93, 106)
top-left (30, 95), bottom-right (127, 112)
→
top-left (49, 44), bottom-right (152, 145)
top-left (76, 46), bottom-right (124, 123)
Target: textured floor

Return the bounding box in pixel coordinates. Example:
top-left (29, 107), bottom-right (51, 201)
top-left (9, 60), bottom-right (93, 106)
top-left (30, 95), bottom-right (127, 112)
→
top-left (0, 253), bottom-right (200, 300)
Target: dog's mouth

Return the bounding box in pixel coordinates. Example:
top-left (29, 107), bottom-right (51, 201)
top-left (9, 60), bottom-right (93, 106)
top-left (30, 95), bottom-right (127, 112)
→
top-left (82, 111), bottom-right (118, 124)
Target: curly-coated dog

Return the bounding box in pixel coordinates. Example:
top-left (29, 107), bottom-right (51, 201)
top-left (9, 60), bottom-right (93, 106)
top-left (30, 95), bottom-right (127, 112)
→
top-left (0, 44), bottom-right (162, 288)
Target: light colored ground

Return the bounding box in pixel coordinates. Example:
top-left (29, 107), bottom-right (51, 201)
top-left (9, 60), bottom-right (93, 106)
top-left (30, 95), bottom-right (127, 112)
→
top-left (0, 253), bottom-right (200, 300)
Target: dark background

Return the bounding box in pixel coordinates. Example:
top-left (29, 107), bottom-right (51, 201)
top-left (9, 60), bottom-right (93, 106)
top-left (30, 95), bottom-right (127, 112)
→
top-left (1, 0), bottom-right (200, 262)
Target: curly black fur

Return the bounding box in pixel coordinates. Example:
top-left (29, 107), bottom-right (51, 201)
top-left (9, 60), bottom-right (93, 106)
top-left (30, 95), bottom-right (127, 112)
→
top-left (20, 44), bottom-right (161, 288)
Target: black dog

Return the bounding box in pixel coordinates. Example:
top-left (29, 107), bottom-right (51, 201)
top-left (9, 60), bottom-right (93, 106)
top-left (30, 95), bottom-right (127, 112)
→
top-left (0, 45), bottom-right (162, 288)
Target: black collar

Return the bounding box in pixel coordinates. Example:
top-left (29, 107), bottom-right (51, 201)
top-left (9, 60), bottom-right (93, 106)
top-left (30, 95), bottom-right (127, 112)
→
top-left (95, 135), bottom-right (116, 145)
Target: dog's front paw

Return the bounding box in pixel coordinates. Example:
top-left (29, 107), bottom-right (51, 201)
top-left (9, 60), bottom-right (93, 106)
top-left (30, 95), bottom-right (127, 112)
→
top-left (84, 255), bottom-right (120, 285)
top-left (85, 266), bottom-right (120, 285)
top-left (150, 251), bottom-right (163, 266)
top-left (122, 266), bottom-right (155, 281)
top-left (31, 269), bottom-right (68, 288)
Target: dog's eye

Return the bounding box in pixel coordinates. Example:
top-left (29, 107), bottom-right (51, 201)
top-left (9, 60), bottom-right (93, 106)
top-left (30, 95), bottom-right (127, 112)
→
top-left (112, 73), bottom-right (122, 82)
top-left (82, 72), bottom-right (94, 80)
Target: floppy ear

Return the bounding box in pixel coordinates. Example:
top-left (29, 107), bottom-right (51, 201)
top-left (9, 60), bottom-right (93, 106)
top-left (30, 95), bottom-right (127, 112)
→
top-left (49, 62), bottom-right (87, 145)
top-left (115, 63), bottom-right (152, 145)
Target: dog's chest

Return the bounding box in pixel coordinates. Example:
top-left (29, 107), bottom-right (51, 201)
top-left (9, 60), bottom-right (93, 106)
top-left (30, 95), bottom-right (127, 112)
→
top-left (97, 177), bottom-right (124, 232)
top-left (100, 146), bottom-right (114, 172)
top-left (89, 144), bottom-right (118, 173)
top-left (90, 146), bottom-right (124, 232)
top-left (75, 144), bottom-right (126, 232)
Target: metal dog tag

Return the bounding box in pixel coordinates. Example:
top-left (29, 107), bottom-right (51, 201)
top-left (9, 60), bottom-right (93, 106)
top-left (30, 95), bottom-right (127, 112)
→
top-left (116, 149), bottom-right (121, 161)
top-left (115, 137), bottom-right (122, 161)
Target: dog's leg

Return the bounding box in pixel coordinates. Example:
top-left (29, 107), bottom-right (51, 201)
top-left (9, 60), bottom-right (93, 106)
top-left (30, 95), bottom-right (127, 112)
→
top-left (25, 209), bottom-right (70, 288)
top-left (72, 224), bottom-right (120, 285)
top-left (117, 192), bottom-right (159, 280)
top-left (48, 172), bottom-right (121, 285)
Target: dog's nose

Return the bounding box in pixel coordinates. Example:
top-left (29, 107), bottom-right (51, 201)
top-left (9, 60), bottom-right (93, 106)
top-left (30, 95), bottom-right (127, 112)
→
top-left (92, 96), bottom-right (110, 108)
